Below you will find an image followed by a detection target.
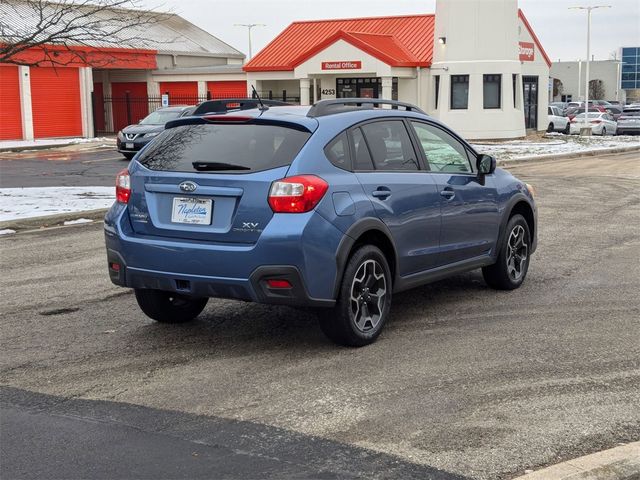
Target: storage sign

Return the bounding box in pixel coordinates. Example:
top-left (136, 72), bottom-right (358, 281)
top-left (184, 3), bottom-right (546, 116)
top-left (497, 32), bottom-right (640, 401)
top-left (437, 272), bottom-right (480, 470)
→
top-left (321, 61), bottom-right (362, 70)
top-left (519, 42), bottom-right (535, 62)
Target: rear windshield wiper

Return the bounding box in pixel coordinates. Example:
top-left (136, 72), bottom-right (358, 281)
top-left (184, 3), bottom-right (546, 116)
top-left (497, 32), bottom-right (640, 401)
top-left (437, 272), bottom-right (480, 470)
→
top-left (192, 162), bottom-right (251, 171)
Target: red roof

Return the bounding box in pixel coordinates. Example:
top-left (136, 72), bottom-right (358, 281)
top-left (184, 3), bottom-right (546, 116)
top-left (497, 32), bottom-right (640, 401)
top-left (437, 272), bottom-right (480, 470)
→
top-left (244, 14), bottom-right (435, 72)
top-left (245, 10), bottom-right (550, 71)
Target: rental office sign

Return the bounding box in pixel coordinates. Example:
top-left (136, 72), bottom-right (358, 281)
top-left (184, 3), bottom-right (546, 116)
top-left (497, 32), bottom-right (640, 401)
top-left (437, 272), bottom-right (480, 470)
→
top-left (321, 61), bottom-right (362, 70)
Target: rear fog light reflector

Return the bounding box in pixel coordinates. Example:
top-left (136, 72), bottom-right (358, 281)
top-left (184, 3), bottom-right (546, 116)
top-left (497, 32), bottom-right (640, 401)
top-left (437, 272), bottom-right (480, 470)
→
top-left (266, 279), bottom-right (292, 289)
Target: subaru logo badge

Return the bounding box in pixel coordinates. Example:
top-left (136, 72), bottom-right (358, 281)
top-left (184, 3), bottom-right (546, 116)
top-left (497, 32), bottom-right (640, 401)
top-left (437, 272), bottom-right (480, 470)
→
top-left (179, 181), bottom-right (197, 193)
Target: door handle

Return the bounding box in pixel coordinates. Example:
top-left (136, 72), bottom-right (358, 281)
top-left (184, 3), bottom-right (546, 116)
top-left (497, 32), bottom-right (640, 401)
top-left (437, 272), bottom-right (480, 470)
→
top-left (371, 187), bottom-right (391, 199)
top-left (440, 188), bottom-right (455, 200)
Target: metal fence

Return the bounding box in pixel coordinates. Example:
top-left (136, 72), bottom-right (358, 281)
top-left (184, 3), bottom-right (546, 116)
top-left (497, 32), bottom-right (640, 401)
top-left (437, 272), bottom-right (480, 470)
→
top-left (93, 91), bottom-right (302, 135)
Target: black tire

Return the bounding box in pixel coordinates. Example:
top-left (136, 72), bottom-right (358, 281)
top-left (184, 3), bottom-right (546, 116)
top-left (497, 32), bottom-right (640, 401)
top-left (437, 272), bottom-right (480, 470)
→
top-left (564, 123), bottom-right (570, 134)
top-left (547, 123), bottom-right (554, 133)
top-left (134, 289), bottom-right (208, 323)
top-left (320, 245), bottom-right (392, 347)
top-left (122, 152), bottom-right (135, 160)
top-left (482, 214), bottom-right (531, 290)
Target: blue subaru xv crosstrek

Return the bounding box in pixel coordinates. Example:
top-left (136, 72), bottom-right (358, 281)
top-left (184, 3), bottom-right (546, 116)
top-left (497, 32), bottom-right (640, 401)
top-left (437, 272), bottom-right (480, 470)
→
top-left (105, 98), bottom-right (537, 347)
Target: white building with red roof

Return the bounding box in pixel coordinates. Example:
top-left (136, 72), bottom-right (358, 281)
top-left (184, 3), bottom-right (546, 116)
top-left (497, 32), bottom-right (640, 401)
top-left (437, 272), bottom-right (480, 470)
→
top-left (245, 0), bottom-right (551, 139)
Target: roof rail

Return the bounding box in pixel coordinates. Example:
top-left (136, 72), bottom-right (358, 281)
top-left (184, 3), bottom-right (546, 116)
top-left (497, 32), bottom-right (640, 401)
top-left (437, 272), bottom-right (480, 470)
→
top-left (307, 98), bottom-right (426, 117)
top-left (192, 98), bottom-right (290, 115)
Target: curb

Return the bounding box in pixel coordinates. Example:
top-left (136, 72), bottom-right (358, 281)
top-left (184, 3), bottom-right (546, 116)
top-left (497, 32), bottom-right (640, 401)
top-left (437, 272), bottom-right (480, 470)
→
top-left (0, 208), bottom-right (108, 232)
top-left (497, 144), bottom-right (640, 167)
top-left (513, 442), bottom-right (640, 480)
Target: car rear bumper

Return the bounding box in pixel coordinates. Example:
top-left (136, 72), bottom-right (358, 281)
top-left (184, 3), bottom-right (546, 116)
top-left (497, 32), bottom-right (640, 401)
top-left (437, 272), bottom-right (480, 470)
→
top-left (104, 204), bottom-right (340, 307)
top-left (616, 126), bottom-right (640, 135)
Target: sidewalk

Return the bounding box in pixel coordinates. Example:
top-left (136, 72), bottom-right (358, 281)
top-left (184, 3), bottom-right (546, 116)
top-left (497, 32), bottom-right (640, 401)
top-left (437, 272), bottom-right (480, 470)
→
top-left (514, 442), bottom-right (640, 480)
top-left (0, 137), bottom-right (115, 153)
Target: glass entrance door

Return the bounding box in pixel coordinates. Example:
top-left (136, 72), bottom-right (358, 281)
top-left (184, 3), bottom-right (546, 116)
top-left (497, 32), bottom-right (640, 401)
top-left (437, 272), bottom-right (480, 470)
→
top-left (523, 76), bottom-right (539, 129)
top-left (337, 78), bottom-right (380, 98)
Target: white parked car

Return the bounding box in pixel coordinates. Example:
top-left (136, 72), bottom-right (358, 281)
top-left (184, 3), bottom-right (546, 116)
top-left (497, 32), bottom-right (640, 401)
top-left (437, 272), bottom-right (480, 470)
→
top-left (547, 106), bottom-right (570, 134)
top-left (569, 112), bottom-right (617, 136)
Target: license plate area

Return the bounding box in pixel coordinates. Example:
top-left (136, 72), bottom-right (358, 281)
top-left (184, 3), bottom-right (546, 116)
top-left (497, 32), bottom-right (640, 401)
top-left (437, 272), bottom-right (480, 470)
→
top-left (171, 197), bottom-right (213, 225)
top-left (126, 142), bottom-right (134, 149)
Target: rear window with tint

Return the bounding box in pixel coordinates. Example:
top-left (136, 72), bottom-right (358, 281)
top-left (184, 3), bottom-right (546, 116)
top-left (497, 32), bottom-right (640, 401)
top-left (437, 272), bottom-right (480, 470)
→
top-left (137, 123), bottom-right (311, 173)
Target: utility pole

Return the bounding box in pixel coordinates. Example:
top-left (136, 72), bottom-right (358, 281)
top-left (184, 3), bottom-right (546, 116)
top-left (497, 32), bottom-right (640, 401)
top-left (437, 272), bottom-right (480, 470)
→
top-left (233, 23), bottom-right (266, 59)
top-left (569, 5), bottom-right (611, 135)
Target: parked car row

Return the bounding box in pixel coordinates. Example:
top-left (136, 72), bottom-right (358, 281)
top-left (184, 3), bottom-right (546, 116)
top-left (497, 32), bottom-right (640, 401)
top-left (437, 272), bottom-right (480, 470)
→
top-left (548, 102), bottom-right (640, 136)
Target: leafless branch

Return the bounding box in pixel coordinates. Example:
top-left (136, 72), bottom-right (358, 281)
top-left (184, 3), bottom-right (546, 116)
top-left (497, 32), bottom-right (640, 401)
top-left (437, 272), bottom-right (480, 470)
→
top-left (0, 0), bottom-right (174, 67)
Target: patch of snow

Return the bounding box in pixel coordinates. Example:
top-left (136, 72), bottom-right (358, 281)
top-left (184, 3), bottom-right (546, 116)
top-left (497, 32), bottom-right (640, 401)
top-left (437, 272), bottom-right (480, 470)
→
top-left (0, 137), bottom-right (114, 151)
top-left (0, 187), bottom-right (114, 222)
top-left (63, 218), bottom-right (94, 225)
top-left (0, 229), bottom-right (16, 235)
top-left (471, 134), bottom-right (640, 160)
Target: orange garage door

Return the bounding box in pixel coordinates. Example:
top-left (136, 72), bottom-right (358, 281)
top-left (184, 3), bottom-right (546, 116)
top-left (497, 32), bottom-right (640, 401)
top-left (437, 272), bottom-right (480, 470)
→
top-left (0, 65), bottom-right (23, 140)
top-left (207, 81), bottom-right (248, 99)
top-left (30, 67), bottom-right (82, 138)
top-left (111, 81), bottom-right (148, 132)
top-left (159, 81), bottom-right (198, 105)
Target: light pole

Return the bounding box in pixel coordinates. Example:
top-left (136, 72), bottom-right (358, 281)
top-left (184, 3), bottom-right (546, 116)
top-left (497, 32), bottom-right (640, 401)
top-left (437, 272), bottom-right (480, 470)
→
top-left (569, 5), bottom-right (611, 135)
top-left (234, 23), bottom-right (266, 60)
top-left (614, 61), bottom-right (627, 103)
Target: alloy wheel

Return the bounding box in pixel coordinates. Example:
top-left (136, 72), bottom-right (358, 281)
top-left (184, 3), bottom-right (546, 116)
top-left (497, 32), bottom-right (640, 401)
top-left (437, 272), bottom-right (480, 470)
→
top-left (350, 259), bottom-right (387, 332)
top-left (506, 225), bottom-right (528, 281)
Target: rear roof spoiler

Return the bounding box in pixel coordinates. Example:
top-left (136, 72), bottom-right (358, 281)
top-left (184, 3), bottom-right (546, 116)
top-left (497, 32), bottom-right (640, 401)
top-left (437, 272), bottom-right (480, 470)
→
top-left (164, 114), bottom-right (315, 133)
top-left (192, 98), bottom-right (290, 116)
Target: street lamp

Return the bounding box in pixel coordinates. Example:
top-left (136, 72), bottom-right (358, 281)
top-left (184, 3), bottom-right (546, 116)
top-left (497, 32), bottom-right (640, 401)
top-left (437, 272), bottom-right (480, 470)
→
top-left (569, 5), bottom-right (611, 135)
top-left (233, 23), bottom-right (266, 60)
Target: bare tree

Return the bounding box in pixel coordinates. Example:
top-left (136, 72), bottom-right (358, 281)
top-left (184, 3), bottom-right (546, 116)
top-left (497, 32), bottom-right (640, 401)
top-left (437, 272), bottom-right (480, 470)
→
top-left (589, 79), bottom-right (605, 100)
top-left (552, 78), bottom-right (564, 100)
top-left (0, 0), bottom-right (170, 67)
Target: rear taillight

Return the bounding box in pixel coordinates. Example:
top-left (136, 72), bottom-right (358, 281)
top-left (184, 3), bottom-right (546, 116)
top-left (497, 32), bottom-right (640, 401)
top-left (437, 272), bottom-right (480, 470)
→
top-left (116, 168), bottom-right (131, 203)
top-left (268, 175), bottom-right (329, 213)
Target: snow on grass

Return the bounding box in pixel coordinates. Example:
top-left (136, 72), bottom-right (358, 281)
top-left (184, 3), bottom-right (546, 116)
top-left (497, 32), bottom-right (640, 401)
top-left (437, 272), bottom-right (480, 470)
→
top-left (0, 137), bottom-right (115, 151)
top-left (471, 134), bottom-right (640, 161)
top-left (0, 229), bottom-right (16, 235)
top-left (63, 218), bottom-right (94, 225)
top-left (0, 187), bottom-right (114, 222)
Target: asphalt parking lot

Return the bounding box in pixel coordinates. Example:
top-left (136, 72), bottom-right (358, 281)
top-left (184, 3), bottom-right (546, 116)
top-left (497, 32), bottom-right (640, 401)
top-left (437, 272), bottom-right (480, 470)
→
top-left (1, 152), bottom-right (639, 479)
top-left (0, 145), bottom-right (124, 188)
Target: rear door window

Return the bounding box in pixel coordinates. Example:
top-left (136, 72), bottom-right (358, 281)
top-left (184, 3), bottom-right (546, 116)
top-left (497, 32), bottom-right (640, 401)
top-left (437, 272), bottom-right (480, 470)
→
top-left (349, 127), bottom-right (374, 171)
top-left (360, 120), bottom-right (420, 171)
top-left (137, 123), bottom-right (311, 173)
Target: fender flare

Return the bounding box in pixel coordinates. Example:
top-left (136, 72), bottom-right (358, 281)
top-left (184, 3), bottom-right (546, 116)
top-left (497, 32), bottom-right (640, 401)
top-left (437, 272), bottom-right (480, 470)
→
top-left (495, 193), bottom-right (537, 258)
top-left (333, 218), bottom-right (398, 298)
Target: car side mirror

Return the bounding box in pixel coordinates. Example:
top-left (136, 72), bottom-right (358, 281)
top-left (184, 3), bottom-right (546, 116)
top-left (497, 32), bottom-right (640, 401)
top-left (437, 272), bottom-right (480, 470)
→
top-left (477, 154), bottom-right (496, 175)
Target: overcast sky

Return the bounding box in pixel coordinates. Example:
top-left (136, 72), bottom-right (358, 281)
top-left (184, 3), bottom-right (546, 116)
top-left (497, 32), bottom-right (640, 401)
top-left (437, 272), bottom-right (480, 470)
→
top-left (139, 0), bottom-right (639, 62)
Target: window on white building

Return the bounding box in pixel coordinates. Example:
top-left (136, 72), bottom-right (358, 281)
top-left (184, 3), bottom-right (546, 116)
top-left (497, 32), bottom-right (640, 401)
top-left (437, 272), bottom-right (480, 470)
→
top-left (450, 75), bottom-right (469, 110)
top-left (483, 74), bottom-right (501, 109)
top-left (512, 74), bottom-right (519, 108)
top-left (434, 75), bottom-right (440, 109)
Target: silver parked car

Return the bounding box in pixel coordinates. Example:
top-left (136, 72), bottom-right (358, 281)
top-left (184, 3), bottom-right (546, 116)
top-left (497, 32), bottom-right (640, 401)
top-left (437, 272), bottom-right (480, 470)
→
top-left (616, 108), bottom-right (640, 135)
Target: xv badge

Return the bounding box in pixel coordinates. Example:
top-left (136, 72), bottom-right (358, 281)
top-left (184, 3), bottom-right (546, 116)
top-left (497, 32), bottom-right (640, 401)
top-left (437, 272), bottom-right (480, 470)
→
top-left (242, 222), bottom-right (259, 229)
